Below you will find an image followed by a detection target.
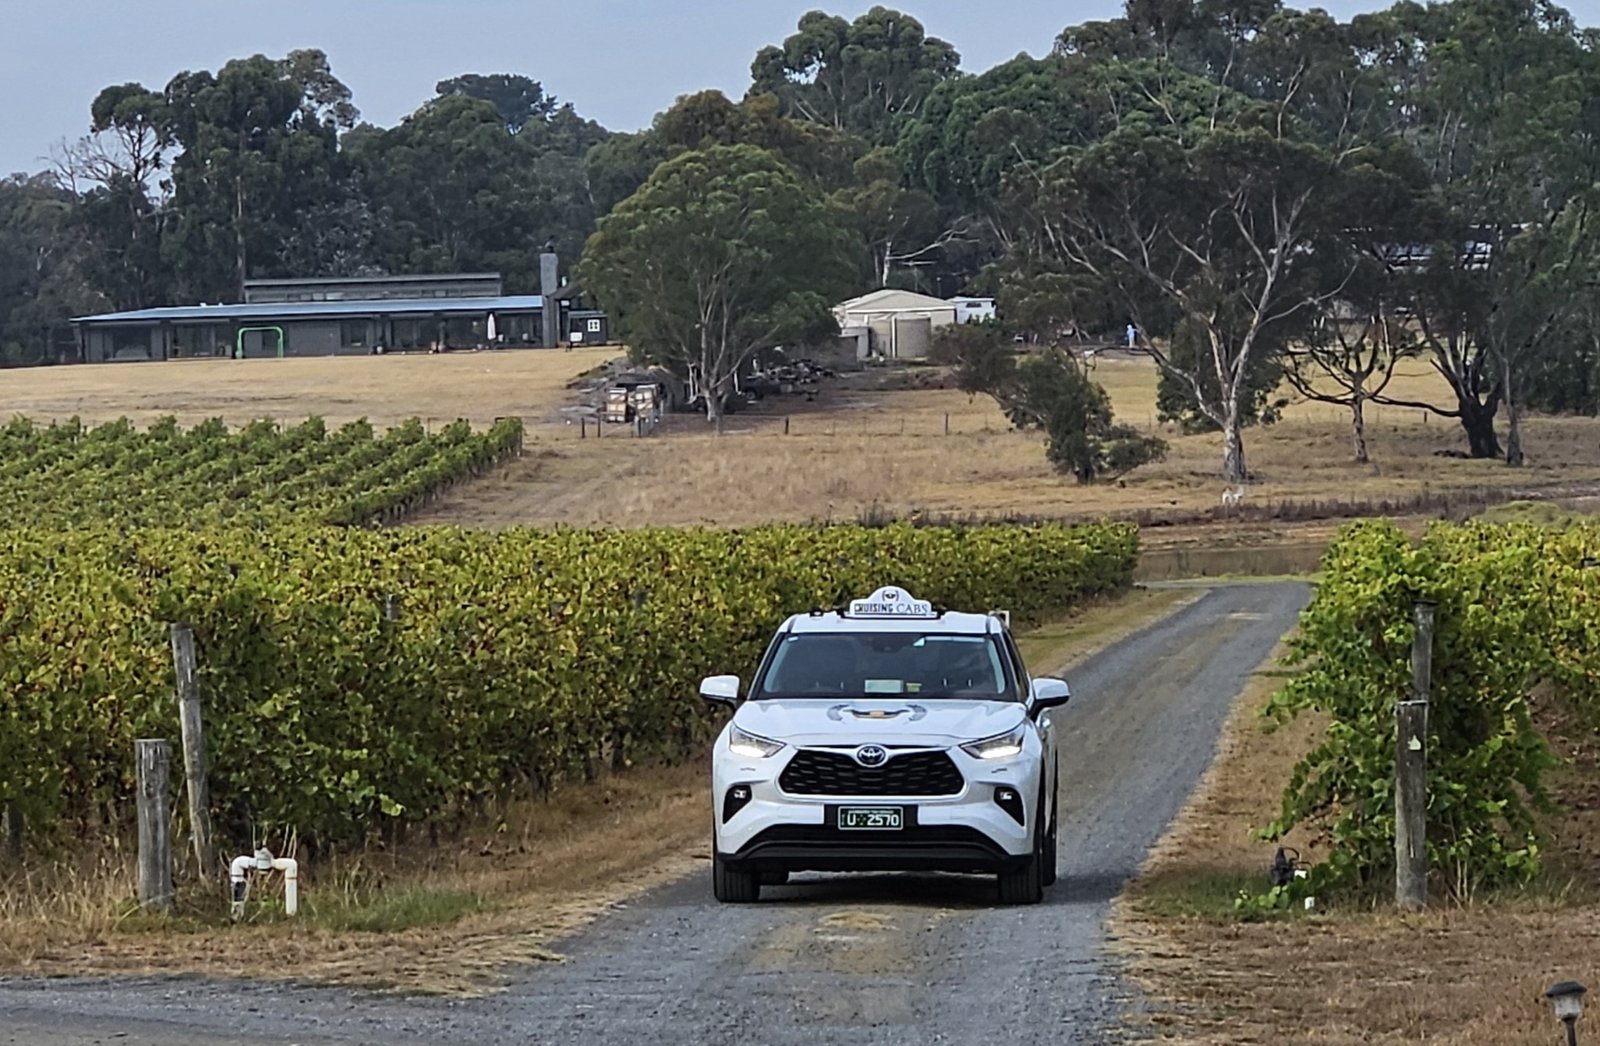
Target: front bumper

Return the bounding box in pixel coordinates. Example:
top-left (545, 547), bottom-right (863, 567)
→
top-left (712, 741), bottom-right (1043, 872)
top-left (721, 807), bottom-right (1028, 873)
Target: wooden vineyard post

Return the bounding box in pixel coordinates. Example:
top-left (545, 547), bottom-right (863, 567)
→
top-left (171, 624), bottom-right (215, 877)
top-left (136, 739), bottom-right (174, 913)
top-left (1395, 600), bottom-right (1435, 910)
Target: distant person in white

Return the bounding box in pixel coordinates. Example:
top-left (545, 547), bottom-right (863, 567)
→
top-left (1125, 323), bottom-right (1138, 348)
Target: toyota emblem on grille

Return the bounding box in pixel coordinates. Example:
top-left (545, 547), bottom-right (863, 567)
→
top-left (854, 744), bottom-right (889, 767)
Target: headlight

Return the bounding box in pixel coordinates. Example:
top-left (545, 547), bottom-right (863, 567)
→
top-left (961, 722), bottom-right (1029, 760)
top-left (728, 724), bottom-right (786, 759)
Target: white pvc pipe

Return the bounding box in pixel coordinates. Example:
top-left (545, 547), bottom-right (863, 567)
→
top-left (227, 850), bottom-right (299, 918)
top-left (229, 854), bottom-right (254, 920)
top-left (273, 857), bottom-right (298, 916)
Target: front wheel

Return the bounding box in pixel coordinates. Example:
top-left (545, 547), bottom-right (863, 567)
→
top-left (1042, 814), bottom-right (1059, 887)
top-left (998, 830), bottom-right (1044, 905)
top-left (1042, 766), bottom-right (1059, 888)
top-left (713, 854), bottom-right (761, 903)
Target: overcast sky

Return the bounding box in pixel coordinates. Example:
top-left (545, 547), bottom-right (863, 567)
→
top-left (8, 0), bottom-right (1600, 177)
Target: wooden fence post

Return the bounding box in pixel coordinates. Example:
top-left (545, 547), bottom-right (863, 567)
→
top-left (136, 739), bottom-right (173, 913)
top-left (1396, 600), bottom-right (1435, 910)
top-left (171, 624), bottom-right (215, 877)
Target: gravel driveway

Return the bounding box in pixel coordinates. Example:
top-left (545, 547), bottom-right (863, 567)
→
top-left (0, 581), bottom-right (1308, 1046)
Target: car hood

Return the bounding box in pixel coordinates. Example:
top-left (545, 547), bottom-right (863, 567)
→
top-left (734, 698), bottom-right (1026, 747)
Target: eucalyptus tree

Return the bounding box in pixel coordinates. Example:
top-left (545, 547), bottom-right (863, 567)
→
top-left (1361, 0), bottom-right (1600, 463)
top-left (750, 7), bottom-right (960, 146)
top-left (161, 49), bottom-right (358, 301)
top-left (578, 145), bottom-right (856, 422)
top-left (1003, 68), bottom-right (1345, 482)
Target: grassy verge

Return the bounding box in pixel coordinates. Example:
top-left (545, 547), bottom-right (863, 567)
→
top-left (0, 763), bottom-right (708, 994)
top-left (1113, 647), bottom-right (1600, 1045)
top-left (0, 583), bottom-right (1198, 994)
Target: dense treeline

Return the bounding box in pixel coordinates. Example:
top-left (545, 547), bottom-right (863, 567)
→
top-left (5, 1), bottom-right (1600, 473)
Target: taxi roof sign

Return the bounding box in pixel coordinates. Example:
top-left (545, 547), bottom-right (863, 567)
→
top-left (847, 586), bottom-right (937, 618)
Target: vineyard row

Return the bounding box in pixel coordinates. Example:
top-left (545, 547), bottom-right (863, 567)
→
top-left (0, 414), bottom-right (524, 528)
top-left (0, 521), bottom-right (1139, 848)
top-left (1265, 519), bottom-right (1600, 900)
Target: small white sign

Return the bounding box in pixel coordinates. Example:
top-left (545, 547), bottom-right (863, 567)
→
top-left (849, 586), bottom-right (936, 618)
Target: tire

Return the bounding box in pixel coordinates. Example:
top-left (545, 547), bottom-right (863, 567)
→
top-left (1042, 764), bottom-right (1059, 888)
top-left (759, 870), bottom-right (790, 887)
top-left (998, 850), bottom-right (1043, 905)
top-left (713, 854), bottom-right (761, 903)
top-left (999, 780), bottom-right (1049, 904)
top-left (1042, 815), bottom-right (1059, 888)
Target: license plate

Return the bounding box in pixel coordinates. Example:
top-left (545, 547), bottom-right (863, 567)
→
top-left (837, 807), bottom-right (904, 831)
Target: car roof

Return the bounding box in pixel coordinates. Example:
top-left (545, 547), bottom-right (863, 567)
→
top-left (774, 587), bottom-right (1003, 637)
top-left (782, 609), bottom-right (1000, 636)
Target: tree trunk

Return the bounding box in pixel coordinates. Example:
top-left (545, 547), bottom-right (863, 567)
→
top-left (1351, 390), bottom-right (1369, 464)
top-left (1502, 356), bottom-right (1524, 467)
top-left (1459, 398), bottom-right (1502, 459)
top-left (1222, 411), bottom-right (1247, 483)
top-left (234, 176), bottom-right (247, 302)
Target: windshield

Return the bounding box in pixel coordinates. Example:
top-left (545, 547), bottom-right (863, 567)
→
top-left (754, 631), bottom-right (1016, 701)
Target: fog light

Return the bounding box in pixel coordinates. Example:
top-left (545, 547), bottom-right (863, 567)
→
top-left (723, 784), bottom-right (753, 823)
top-left (993, 786), bottom-right (1025, 825)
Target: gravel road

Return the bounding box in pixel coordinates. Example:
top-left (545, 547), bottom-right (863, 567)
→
top-left (0, 581), bottom-right (1308, 1046)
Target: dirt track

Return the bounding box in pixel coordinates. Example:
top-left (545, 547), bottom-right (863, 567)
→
top-left (0, 582), bottom-right (1307, 1046)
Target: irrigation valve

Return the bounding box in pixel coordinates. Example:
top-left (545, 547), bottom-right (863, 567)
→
top-left (1269, 846), bottom-right (1299, 888)
top-left (1269, 845), bottom-right (1315, 910)
top-left (229, 847), bottom-right (300, 920)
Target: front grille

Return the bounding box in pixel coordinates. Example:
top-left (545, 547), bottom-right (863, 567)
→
top-left (779, 749), bottom-right (964, 797)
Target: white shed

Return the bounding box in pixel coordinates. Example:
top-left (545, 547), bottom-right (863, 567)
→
top-left (834, 289), bottom-right (959, 360)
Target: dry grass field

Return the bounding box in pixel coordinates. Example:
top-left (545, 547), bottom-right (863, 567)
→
top-left (0, 347), bottom-right (617, 431)
top-left (1113, 653), bottom-right (1600, 1045)
top-left (5, 349), bottom-right (1598, 536)
top-left (411, 353), bottom-right (1600, 531)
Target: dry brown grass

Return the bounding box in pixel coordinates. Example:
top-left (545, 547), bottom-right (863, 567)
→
top-left (0, 348), bottom-right (616, 431)
top-left (5, 351), bottom-right (1593, 533)
top-left (0, 583), bottom-right (1185, 993)
top-left (1112, 649), bottom-right (1600, 1045)
top-left (410, 355), bottom-right (1600, 530)
top-left (0, 763), bottom-right (708, 995)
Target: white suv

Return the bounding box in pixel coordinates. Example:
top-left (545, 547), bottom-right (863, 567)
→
top-left (700, 586), bottom-right (1070, 905)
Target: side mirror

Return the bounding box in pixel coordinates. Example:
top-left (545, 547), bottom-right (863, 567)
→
top-left (1030, 677), bottom-right (1071, 712)
top-left (700, 674), bottom-right (741, 706)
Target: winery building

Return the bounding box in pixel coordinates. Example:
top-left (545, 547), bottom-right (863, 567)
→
top-left (71, 264), bottom-right (611, 363)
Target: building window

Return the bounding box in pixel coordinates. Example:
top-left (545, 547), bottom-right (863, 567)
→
top-left (587, 319), bottom-right (602, 333)
top-left (111, 326), bottom-right (153, 360)
top-left (392, 319), bottom-right (435, 349)
top-left (340, 321), bottom-right (368, 349)
top-left (171, 324), bottom-right (220, 359)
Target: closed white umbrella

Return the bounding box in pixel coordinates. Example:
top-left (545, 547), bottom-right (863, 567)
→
top-left (486, 313), bottom-right (498, 345)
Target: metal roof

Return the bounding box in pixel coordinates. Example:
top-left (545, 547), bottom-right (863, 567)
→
top-left (72, 295), bottom-right (545, 325)
top-left (243, 272), bottom-right (501, 287)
